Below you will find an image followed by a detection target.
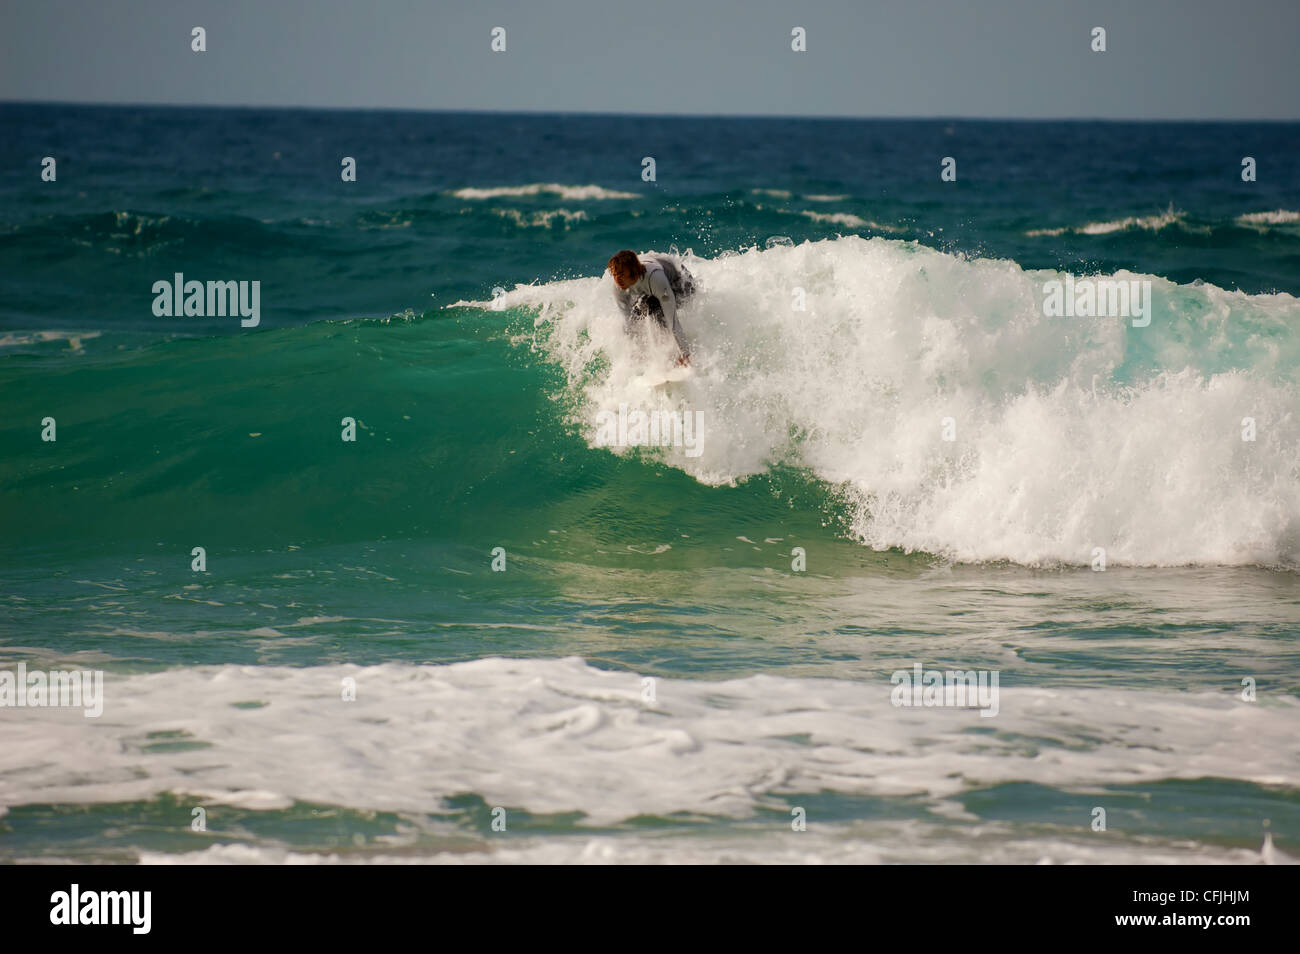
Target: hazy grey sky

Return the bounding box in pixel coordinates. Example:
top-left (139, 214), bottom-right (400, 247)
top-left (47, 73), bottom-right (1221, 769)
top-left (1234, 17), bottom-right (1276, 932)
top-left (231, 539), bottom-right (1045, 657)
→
top-left (2, 0), bottom-right (1297, 119)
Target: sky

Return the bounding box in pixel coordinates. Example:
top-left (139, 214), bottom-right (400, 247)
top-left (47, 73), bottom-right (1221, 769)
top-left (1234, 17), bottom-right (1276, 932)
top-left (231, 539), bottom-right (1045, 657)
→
top-left (1, 0), bottom-right (1297, 119)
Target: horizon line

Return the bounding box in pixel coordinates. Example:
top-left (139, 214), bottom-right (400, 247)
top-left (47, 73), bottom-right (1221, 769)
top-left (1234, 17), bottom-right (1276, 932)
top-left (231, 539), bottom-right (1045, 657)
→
top-left (3, 99), bottom-right (1297, 124)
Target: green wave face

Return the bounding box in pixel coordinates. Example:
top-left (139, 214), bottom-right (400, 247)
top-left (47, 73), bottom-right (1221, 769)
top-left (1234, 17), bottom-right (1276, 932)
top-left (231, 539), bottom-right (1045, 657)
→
top-left (0, 306), bottom-right (844, 568)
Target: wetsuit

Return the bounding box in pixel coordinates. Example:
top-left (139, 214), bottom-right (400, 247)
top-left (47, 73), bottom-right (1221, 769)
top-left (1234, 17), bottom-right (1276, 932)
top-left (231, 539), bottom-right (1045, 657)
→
top-left (612, 252), bottom-right (695, 358)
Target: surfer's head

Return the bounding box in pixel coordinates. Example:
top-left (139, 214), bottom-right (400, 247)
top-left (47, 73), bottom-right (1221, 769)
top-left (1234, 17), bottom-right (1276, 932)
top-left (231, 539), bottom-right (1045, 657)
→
top-left (608, 250), bottom-right (645, 290)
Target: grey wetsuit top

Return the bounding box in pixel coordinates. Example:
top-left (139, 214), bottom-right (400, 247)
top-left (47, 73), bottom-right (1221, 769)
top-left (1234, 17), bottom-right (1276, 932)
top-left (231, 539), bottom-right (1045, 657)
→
top-left (611, 253), bottom-right (691, 357)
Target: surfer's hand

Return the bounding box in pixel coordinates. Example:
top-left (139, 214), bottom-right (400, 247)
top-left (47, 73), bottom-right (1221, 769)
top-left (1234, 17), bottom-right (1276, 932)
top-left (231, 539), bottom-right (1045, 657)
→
top-left (675, 353), bottom-right (691, 368)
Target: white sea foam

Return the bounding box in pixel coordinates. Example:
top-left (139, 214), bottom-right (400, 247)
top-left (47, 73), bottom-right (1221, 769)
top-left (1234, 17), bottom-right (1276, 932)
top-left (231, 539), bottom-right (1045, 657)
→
top-left (483, 236), bottom-right (1300, 566)
top-left (1236, 210), bottom-right (1300, 229)
top-left (0, 330), bottom-right (102, 351)
top-left (452, 183), bottom-right (638, 200)
top-left (140, 827), bottom-right (1289, 865)
top-left (3, 658), bottom-right (1295, 828)
top-left (1027, 207), bottom-right (1188, 237)
top-left (797, 209), bottom-right (904, 232)
top-left (491, 208), bottom-right (588, 229)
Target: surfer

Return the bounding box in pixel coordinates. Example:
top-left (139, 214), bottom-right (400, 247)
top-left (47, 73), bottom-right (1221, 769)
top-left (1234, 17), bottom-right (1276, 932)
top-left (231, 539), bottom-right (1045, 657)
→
top-left (608, 250), bottom-right (694, 365)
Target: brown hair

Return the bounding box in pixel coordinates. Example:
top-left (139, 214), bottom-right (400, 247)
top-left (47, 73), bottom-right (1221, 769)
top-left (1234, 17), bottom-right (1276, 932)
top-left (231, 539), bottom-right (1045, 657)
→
top-left (607, 250), bottom-right (645, 287)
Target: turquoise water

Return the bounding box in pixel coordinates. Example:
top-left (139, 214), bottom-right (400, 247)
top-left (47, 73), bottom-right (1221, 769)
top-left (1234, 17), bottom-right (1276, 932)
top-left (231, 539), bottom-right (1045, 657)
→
top-left (0, 106), bottom-right (1298, 863)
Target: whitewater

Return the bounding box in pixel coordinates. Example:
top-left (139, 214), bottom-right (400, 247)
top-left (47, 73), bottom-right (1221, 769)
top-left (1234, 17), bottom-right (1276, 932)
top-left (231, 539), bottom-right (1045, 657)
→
top-left (479, 236), bottom-right (1300, 568)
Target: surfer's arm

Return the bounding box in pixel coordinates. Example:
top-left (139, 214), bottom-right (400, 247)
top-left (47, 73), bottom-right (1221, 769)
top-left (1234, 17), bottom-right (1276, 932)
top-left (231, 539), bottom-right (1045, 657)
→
top-left (649, 270), bottom-right (690, 359)
top-left (612, 282), bottom-right (631, 316)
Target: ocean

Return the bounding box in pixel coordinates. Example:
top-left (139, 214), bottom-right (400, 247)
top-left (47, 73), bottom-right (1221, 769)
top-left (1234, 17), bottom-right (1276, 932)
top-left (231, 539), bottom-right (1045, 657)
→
top-left (1, 104), bottom-right (1297, 864)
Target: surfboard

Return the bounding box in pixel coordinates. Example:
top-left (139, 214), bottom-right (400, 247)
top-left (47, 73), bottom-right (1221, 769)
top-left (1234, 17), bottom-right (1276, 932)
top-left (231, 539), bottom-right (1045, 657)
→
top-left (633, 365), bottom-right (693, 388)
